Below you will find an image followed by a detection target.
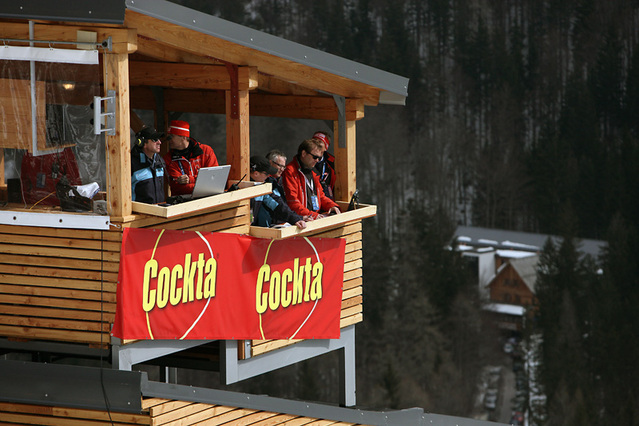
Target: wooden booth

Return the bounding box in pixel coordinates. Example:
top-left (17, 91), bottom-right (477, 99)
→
top-left (0, 0), bottom-right (409, 419)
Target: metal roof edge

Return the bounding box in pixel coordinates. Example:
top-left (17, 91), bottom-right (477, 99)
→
top-left (0, 0), bottom-right (125, 24)
top-left (124, 0), bottom-right (409, 103)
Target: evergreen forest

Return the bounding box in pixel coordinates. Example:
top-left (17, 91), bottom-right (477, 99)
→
top-left (167, 1), bottom-right (639, 424)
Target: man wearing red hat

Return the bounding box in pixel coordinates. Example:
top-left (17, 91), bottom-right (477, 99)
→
top-left (163, 120), bottom-right (219, 196)
top-left (312, 130), bottom-right (336, 200)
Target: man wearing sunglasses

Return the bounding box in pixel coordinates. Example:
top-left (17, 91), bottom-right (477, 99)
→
top-left (282, 138), bottom-right (341, 219)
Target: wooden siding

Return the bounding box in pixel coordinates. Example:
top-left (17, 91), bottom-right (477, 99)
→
top-left (0, 207), bottom-right (364, 361)
top-left (0, 399), bottom-right (366, 425)
top-left (245, 221), bottom-right (363, 359)
top-left (0, 224), bottom-right (120, 347)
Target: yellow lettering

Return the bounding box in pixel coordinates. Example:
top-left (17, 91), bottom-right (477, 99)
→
top-left (256, 265), bottom-right (270, 314)
top-left (269, 270), bottom-right (281, 311)
top-left (303, 257), bottom-right (312, 302)
top-left (281, 269), bottom-right (292, 308)
top-left (203, 258), bottom-right (217, 298)
top-left (182, 253), bottom-right (196, 303)
top-left (169, 264), bottom-right (183, 306)
top-left (310, 262), bottom-right (323, 300)
top-left (292, 258), bottom-right (303, 305)
top-left (156, 267), bottom-right (170, 309)
top-left (196, 253), bottom-right (205, 300)
top-left (142, 259), bottom-right (158, 312)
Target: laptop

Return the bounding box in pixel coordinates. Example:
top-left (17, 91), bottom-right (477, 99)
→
top-left (190, 165), bottom-right (231, 199)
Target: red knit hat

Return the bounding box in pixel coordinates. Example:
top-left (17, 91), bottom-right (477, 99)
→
top-left (313, 131), bottom-right (330, 149)
top-left (168, 120), bottom-right (190, 137)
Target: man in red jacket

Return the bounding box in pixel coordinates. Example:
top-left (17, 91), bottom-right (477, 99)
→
top-left (163, 120), bottom-right (219, 196)
top-left (282, 138), bottom-right (341, 219)
top-left (312, 131), bottom-right (336, 200)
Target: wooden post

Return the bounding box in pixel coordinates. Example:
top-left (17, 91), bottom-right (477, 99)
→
top-left (103, 52), bottom-right (132, 219)
top-left (333, 120), bottom-right (357, 202)
top-left (225, 89), bottom-right (250, 181)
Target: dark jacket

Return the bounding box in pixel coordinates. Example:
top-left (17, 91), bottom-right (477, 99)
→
top-left (266, 176), bottom-right (303, 225)
top-left (314, 151), bottom-right (336, 200)
top-left (131, 148), bottom-right (166, 204)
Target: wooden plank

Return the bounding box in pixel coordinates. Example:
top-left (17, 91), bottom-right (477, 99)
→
top-left (0, 325), bottom-right (109, 345)
top-left (151, 402), bottom-right (211, 425)
top-left (196, 406), bottom-right (257, 426)
top-left (148, 401), bottom-right (192, 417)
top-left (0, 294), bottom-right (116, 313)
top-left (344, 241), bottom-right (362, 254)
top-left (0, 401), bottom-right (149, 424)
top-left (341, 295), bottom-right (362, 310)
top-left (247, 94), bottom-right (364, 121)
top-left (130, 62), bottom-right (257, 91)
top-left (251, 413), bottom-right (300, 425)
top-left (0, 283), bottom-right (116, 302)
top-left (131, 185), bottom-right (263, 219)
top-left (0, 264), bottom-right (118, 282)
top-left (142, 398), bottom-right (170, 410)
top-left (0, 304), bottom-right (114, 322)
top-left (155, 405), bottom-right (235, 425)
top-left (340, 313), bottom-right (363, 328)
top-left (104, 51), bottom-right (132, 218)
top-left (333, 120), bottom-right (357, 202)
top-left (344, 250), bottom-right (362, 263)
top-left (0, 243), bottom-right (120, 262)
top-left (226, 88), bottom-right (251, 182)
top-left (0, 315), bottom-right (111, 333)
top-left (131, 203), bottom-right (247, 229)
top-left (344, 260), bottom-right (362, 273)
top-left (0, 273), bottom-right (117, 292)
top-left (248, 208), bottom-right (373, 240)
top-left (343, 277), bottom-right (362, 291)
top-left (128, 202), bottom-right (247, 228)
top-left (343, 269), bottom-right (362, 281)
top-left (340, 305), bottom-right (362, 319)
top-left (342, 287), bottom-right (362, 300)
top-left (0, 233), bottom-right (121, 251)
top-left (0, 253), bottom-right (120, 273)
top-left (0, 225), bottom-right (122, 242)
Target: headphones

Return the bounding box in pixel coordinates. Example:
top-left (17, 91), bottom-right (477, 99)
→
top-left (134, 132), bottom-right (146, 148)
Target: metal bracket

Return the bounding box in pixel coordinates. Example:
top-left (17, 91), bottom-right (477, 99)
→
top-left (93, 89), bottom-right (116, 136)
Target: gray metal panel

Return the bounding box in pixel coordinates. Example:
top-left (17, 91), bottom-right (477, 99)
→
top-left (142, 378), bottom-right (507, 426)
top-left (0, 360), bottom-right (143, 413)
top-left (0, 0), bottom-right (125, 24)
top-left (124, 0), bottom-right (409, 104)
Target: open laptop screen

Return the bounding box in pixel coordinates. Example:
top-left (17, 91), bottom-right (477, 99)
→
top-left (191, 165), bottom-right (231, 199)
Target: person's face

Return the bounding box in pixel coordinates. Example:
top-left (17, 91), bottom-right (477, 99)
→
top-left (301, 147), bottom-right (323, 169)
top-left (168, 134), bottom-right (188, 150)
top-left (143, 138), bottom-right (162, 157)
top-left (251, 170), bottom-right (269, 183)
top-left (269, 155), bottom-right (286, 178)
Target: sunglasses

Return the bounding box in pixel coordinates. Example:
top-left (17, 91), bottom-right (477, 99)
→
top-left (272, 161), bottom-right (286, 169)
top-left (307, 151), bottom-right (322, 161)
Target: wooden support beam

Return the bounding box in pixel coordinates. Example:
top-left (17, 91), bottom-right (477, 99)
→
top-left (333, 121), bottom-right (357, 202)
top-left (0, 22), bottom-right (137, 54)
top-left (104, 52), bottom-right (132, 219)
top-left (135, 37), bottom-right (222, 64)
top-left (130, 88), bottom-right (365, 121)
top-left (125, 11), bottom-right (381, 105)
top-left (226, 90), bottom-right (250, 181)
top-left (129, 62), bottom-right (257, 91)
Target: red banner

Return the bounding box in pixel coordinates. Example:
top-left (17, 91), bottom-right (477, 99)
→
top-left (112, 228), bottom-right (345, 340)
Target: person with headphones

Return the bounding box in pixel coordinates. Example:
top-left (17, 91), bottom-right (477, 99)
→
top-left (163, 120), bottom-right (219, 196)
top-left (131, 126), bottom-right (167, 204)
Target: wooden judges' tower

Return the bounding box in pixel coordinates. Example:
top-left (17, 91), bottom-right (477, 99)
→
top-left (0, 1), bottom-right (465, 424)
